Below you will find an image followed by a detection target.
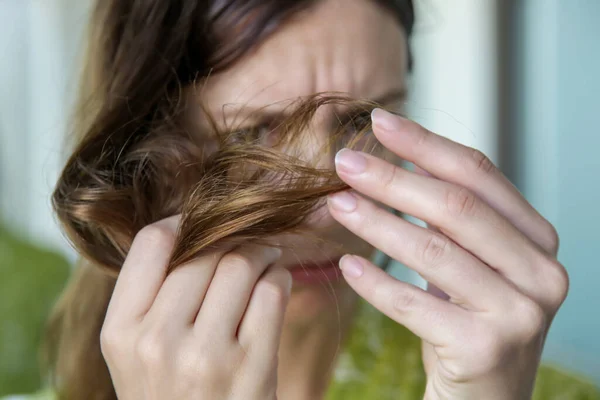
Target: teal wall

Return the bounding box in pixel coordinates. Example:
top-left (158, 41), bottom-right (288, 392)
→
top-left (504, 0), bottom-right (600, 382)
top-left (394, 0), bottom-right (600, 383)
top-left (549, 0), bottom-right (600, 381)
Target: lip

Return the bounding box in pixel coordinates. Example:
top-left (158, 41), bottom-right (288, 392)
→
top-left (287, 257), bottom-right (343, 285)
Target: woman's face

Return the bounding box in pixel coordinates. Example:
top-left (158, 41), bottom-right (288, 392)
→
top-left (190, 0), bottom-right (408, 300)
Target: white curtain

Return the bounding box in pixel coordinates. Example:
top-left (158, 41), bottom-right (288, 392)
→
top-left (393, 0), bottom-right (500, 285)
top-left (408, 0), bottom-right (499, 158)
top-left (0, 0), bottom-right (91, 260)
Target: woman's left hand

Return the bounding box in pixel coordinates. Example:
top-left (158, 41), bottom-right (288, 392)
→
top-left (327, 108), bottom-right (569, 400)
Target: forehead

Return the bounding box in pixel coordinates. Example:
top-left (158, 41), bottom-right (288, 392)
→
top-left (199, 0), bottom-right (408, 115)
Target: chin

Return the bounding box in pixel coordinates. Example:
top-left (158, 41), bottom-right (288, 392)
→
top-left (283, 277), bottom-right (357, 325)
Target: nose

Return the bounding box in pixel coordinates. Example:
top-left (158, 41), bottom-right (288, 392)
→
top-left (292, 104), bottom-right (337, 170)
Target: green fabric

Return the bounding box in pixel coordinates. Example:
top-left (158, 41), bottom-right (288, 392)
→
top-left (325, 301), bottom-right (600, 400)
top-left (1, 223), bottom-right (598, 399)
top-left (0, 389), bottom-right (56, 400)
top-left (0, 226), bottom-right (70, 397)
top-left (6, 303), bottom-right (600, 400)
top-left (325, 301), bottom-right (426, 399)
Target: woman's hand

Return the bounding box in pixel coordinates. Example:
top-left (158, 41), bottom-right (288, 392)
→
top-left (100, 217), bottom-right (291, 400)
top-left (327, 109), bottom-right (569, 400)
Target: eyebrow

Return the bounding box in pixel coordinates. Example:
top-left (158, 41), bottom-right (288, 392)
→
top-left (220, 87), bottom-right (408, 126)
top-left (370, 87), bottom-right (409, 107)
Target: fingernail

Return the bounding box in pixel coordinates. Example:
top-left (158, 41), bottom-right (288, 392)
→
top-left (270, 247), bottom-right (283, 259)
top-left (335, 148), bottom-right (367, 174)
top-left (371, 108), bottom-right (404, 132)
top-left (328, 191), bottom-right (357, 212)
top-left (339, 255), bottom-right (364, 278)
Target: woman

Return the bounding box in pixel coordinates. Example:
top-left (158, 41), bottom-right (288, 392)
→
top-left (10, 0), bottom-right (600, 399)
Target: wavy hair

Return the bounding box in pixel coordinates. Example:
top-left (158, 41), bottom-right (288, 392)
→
top-left (45, 0), bottom-right (414, 398)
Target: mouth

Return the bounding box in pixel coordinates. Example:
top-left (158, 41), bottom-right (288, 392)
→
top-left (286, 256), bottom-right (344, 285)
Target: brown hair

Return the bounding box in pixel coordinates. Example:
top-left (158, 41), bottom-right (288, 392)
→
top-left (46, 1), bottom-right (414, 398)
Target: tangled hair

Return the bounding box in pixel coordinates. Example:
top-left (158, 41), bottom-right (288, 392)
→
top-left (45, 0), bottom-right (414, 399)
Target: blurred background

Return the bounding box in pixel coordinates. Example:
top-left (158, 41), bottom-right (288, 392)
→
top-left (0, 0), bottom-right (598, 396)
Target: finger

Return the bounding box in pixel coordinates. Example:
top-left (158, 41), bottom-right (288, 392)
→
top-left (145, 250), bottom-right (227, 325)
top-left (333, 150), bottom-right (545, 299)
top-left (235, 267), bottom-right (291, 399)
top-left (338, 255), bottom-right (468, 346)
top-left (107, 216), bottom-right (180, 324)
top-left (238, 266), bottom-right (292, 368)
top-left (372, 108), bottom-right (558, 255)
top-left (195, 244), bottom-right (282, 337)
top-left (413, 141), bottom-right (568, 311)
top-left (327, 192), bottom-right (519, 311)
top-left (406, 175), bottom-right (452, 302)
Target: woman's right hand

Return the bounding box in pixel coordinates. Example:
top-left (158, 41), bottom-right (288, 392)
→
top-left (100, 217), bottom-right (290, 400)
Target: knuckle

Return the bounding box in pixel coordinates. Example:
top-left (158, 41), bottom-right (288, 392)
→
top-left (219, 253), bottom-right (253, 275)
top-left (380, 162), bottom-right (401, 190)
top-left (543, 259), bottom-right (570, 308)
top-left (135, 224), bottom-right (176, 252)
top-left (513, 297), bottom-right (547, 342)
top-left (444, 187), bottom-right (479, 218)
top-left (99, 324), bottom-right (121, 357)
top-left (542, 222), bottom-right (560, 255)
top-left (257, 278), bottom-right (290, 305)
top-left (414, 126), bottom-right (432, 151)
top-left (392, 289), bottom-right (417, 313)
top-left (467, 148), bottom-right (496, 175)
top-left (418, 234), bottom-right (452, 267)
top-left (136, 331), bottom-right (167, 365)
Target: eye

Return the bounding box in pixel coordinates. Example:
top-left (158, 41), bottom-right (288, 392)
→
top-left (230, 120), bottom-right (281, 146)
top-left (344, 110), bottom-right (372, 135)
top-left (258, 121), bottom-right (282, 147)
top-left (339, 110), bottom-right (375, 150)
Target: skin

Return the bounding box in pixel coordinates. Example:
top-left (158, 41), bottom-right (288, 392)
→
top-left (99, 0), bottom-right (569, 399)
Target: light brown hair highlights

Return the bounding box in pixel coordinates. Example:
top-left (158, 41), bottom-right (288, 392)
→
top-left (46, 0), bottom-right (414, 399)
